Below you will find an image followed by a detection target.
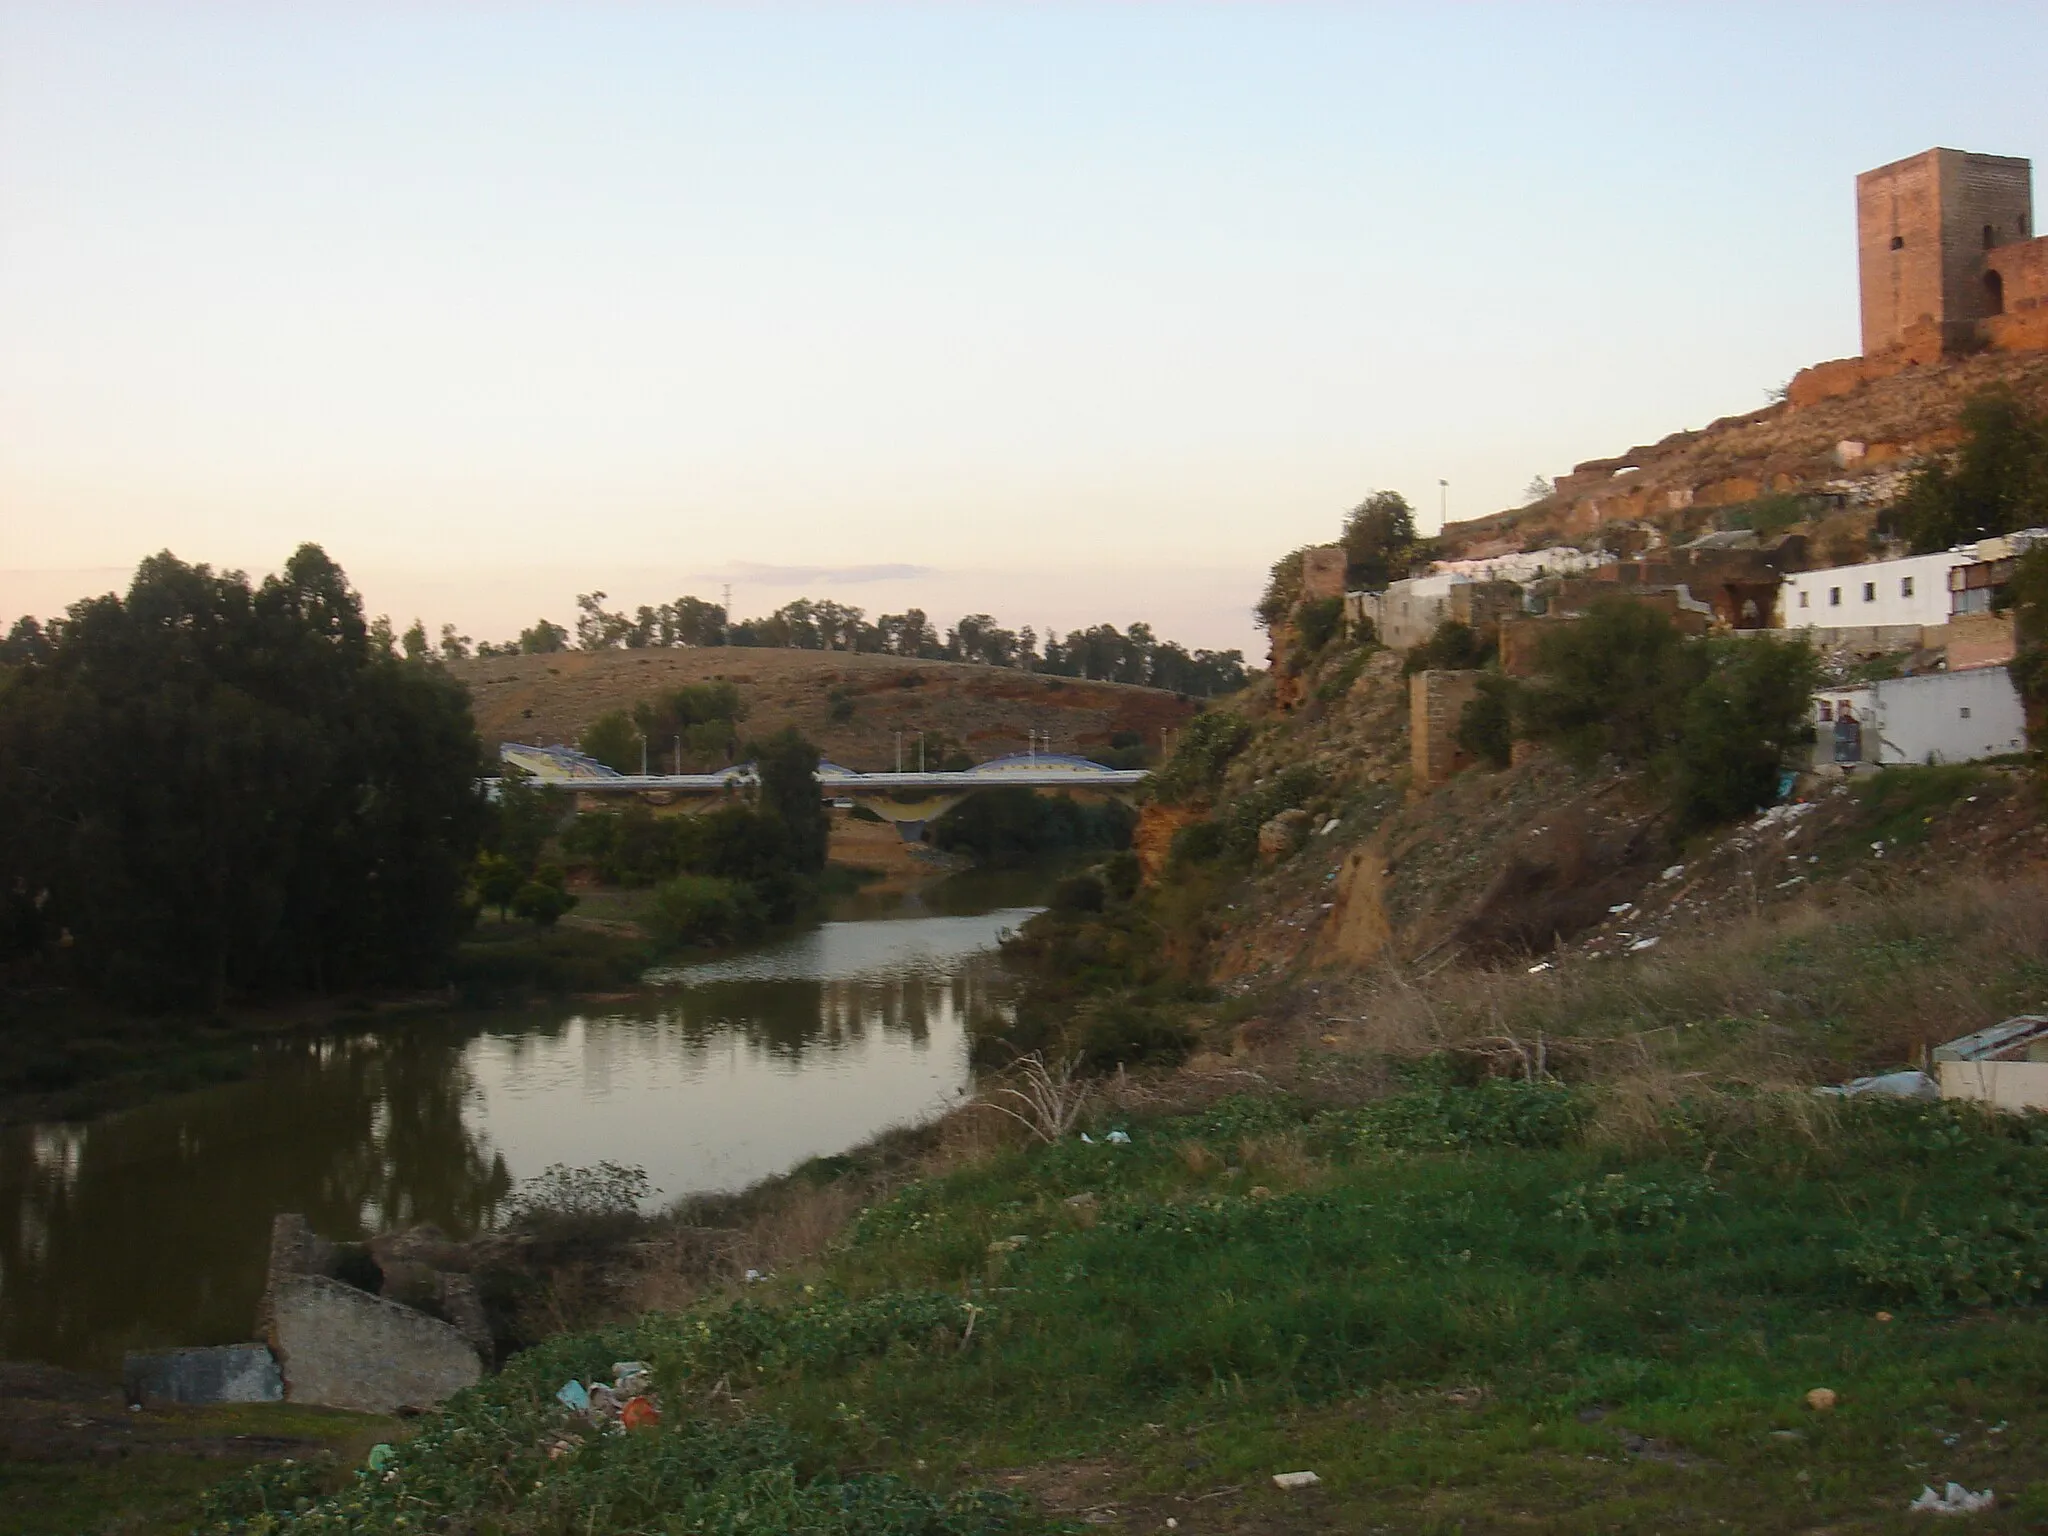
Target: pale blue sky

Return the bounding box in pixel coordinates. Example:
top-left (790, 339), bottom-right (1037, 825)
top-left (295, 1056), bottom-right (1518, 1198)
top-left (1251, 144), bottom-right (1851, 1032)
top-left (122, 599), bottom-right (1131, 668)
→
top-left (4, 3), bottom-right (2045, 654)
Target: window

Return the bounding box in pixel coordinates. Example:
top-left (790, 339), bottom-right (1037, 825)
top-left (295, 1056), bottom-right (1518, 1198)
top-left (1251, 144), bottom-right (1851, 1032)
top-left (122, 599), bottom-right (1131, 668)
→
top-left (1984, 223), bottom-right (1998, 250)
top-left (1829, 587), bottom-right (1842, 607)
top-left (1890, 235), bottom-right (1905, 250)
top-left (1902, 576), bottom-right (1915, 598)
top-left (1985, 269), bottom-right (2005, 315)
top-left (1961, 707), bottom-right (1973, 719)
top-left (1818, 701), bottom-right (1833, 722)
top-left (1798, 591), bottom-right (1810, 608)
top-left (1863, 582), bottom-right (1876, 602)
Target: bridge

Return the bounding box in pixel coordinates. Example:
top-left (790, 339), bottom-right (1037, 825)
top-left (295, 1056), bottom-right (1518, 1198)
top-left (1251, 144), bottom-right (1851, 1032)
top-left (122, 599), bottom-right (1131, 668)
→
top-left (498, 743), bottom-right (1148, 838)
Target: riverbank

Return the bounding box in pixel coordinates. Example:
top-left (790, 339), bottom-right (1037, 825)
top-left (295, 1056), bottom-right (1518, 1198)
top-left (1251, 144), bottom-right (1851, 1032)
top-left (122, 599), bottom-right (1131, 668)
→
top-left (185, 1063), bottom-right (2048, 1534)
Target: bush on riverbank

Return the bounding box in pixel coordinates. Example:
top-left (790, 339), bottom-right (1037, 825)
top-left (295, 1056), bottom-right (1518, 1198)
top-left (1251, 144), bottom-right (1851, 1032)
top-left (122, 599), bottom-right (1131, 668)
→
top-left (197, 1077), bottom-right (2048, 1532)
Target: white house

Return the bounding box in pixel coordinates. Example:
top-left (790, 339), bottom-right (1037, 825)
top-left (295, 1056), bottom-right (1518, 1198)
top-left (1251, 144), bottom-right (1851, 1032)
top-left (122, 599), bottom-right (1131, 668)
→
top-left (1781, 550), bottom-right (1961, 633)
top-left (1811, 666), bottom-right (2027, 769)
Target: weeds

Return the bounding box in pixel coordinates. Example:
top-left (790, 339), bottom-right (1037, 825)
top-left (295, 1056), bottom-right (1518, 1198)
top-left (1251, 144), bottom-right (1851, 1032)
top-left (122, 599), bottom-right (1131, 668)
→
top-left (980, 1053), bottom-right (1092, 1144)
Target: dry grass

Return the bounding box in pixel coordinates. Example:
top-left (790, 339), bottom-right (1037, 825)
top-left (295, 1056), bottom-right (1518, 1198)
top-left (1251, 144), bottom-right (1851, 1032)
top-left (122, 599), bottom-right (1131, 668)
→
top-left (1328, 871), bottom-right (2048, 1089)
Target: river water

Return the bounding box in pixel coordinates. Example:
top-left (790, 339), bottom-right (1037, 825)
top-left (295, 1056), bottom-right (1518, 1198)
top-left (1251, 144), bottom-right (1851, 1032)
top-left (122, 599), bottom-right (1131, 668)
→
top-left (0, 868), bottom-right (1046, 1372)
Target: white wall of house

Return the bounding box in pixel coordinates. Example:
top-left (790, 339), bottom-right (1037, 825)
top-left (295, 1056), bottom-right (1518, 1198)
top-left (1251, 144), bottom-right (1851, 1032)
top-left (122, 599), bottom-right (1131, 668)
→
top-left (1811, 666), bottom-right (2026, 767)
top-left (1434, 549), bottom-right (1604, 583)
top-left (1782, 551), bottom-right (1960, 631)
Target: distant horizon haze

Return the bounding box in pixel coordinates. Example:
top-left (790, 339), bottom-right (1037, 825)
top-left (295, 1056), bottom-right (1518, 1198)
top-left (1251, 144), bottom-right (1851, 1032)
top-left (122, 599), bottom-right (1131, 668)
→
top-left (5, 3), bottom-right (2046, 655)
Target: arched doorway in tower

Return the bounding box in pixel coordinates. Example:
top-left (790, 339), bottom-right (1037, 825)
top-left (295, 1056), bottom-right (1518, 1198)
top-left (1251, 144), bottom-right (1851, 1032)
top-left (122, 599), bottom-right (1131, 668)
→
top-left (1984, 269), bottom-right (2005, 315)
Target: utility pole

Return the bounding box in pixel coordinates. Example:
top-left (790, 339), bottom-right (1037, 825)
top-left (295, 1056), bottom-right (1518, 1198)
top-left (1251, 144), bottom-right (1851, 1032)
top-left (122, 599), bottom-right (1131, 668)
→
top-left (639, 734), bottom-right (648, 776)
top-left (894, 730), bottom-right (902, 774)
top-left (674, 735), bottom-right (682, 775)
top-left (1438, 479), bottom-right (1449, 532)
top-left (722, 582), bottom-right (733, 644)
top-left (918, 731), bottom-right (926, 773)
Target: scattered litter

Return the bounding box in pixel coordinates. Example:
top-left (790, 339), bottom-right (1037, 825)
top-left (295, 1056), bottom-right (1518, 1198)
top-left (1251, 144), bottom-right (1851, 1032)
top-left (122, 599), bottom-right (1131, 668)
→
top-left (744, 1268), bottom-right (763, 1283)
top-left (366, 1443), bottom-right (395, 1471)
top-left (1815, 1070), bottom-right (1938, 1101)
top-left (553, 1362), bottom-right (663, 1439)
top-left (1777, 875), bottom-right (1805, 889)
top-left (1805, 1387), bottom-right (1838, 1412)
top-left (1079, 1133), bottom-right (1094, 1144)
top-left (1908, 1482), bottom-right (1994, 1515)
top-left (1271, 1471), bottom-right (1320, 1490)
top-left (1607, 903), bottom-right (1633, 916)
top-left (1876, 1311), bottom-right (1894, 1323)
top-left (1527, 961), bottom-right (1554, 975)
top-left (1318, 818), bottom-right (1341, 836)
top-left (1106, 1130), bottom-right (1131, 1145)
top-left (1628, 936), bottom-right (1660, 953)
top-left (1661, 864), bottom-right (1685, 881)
top-left (621, 1396), bottom-right (661, 1431)
top-left (1770, 1430), bottom-right (1802, 1441)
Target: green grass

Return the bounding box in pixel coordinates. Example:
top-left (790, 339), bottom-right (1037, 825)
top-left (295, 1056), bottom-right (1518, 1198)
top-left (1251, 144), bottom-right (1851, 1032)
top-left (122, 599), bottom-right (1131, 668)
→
top-left (1853, 762), bottom-right (1998, 849)
top-left (195, 1083), bottom-right (2048, 1533)
top-left (0, 1402), bottom-right (389, 1536)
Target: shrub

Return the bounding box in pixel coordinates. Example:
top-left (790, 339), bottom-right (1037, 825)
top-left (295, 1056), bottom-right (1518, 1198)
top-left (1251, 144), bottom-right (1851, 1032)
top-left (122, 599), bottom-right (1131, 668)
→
top-left (1455, 673), bottom-right (1515, 770)
top-left (1149, 711), bottom-right (1253, 805)
top-left (1402, 618), bottom-right (1492, 676)
top-left (1294, 595), bottom-right (1345, 655)
top-left (1168, 819), bottom-right (1227, 867)
top-left (649, 873), bottom-right (762, 948)
top-left (511, 868), bottom-right (577, 928)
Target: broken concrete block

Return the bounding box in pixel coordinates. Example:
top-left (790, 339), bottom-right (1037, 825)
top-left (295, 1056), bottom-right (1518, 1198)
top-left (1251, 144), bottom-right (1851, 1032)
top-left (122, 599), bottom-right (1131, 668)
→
top-left (269, 1275), bottom-right (482, 1414)
top-left (122, 1344), bottom-right (282, 1406)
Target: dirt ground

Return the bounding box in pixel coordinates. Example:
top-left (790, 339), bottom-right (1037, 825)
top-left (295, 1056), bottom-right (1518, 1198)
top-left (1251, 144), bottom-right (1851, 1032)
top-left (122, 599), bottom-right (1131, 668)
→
top-left (0, 1362), bottom-right (390, 1536)
top-left (455, 648), bottom-right (1200, 772)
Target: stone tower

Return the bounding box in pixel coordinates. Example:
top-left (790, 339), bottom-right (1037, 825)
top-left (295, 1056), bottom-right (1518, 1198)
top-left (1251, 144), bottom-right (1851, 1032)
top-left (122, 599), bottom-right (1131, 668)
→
top-left (1857, 148), bottom-right (2033, 355)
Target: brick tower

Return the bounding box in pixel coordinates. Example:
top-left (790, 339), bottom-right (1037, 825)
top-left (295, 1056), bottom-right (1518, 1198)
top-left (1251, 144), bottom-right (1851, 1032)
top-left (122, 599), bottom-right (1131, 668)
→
top-left (1857, 148), bottom-right (2033, 355)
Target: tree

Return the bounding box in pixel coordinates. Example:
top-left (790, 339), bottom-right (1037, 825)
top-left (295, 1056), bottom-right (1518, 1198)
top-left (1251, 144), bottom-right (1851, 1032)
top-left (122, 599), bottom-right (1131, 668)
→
top-left (518, 619), bottom-right (569, 654)
top-left (574, 592), bottom-right (635, 650)
top-left (1523, 475), bottom-right (1555, 505)
top-left (749, 727), bottom-right (829, 875)
top-left (1890, 391), bottom-right (2048, 552)
top-left (1516, 599), bottom-right (1815, 830)
top-left (1255, 546), bottom-right (1313, 631)
top-left (1341, 491), bottom-right (1426, 591)
top-left (578, 710), bottom-right (642, 773)
top-left (0, 544), bottom-right (486, 1007)
top-left (401, 618), bottom-right (430, 662)
top-left (474, 852), bottom-right (525, 920)
top-left (438, 623), bottom-right (472, 662)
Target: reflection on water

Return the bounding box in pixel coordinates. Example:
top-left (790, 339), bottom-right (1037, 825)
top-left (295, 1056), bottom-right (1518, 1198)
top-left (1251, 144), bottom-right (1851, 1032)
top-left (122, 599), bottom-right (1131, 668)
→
top-left (0, 874), bottom-right (1041, 1371)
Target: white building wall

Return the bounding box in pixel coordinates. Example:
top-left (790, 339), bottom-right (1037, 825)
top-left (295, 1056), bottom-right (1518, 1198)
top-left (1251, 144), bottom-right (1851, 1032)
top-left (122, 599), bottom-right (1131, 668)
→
top-left (1781, 551), bottom-right (1959, 631)
top-left (1812, 667), bottom-right (2026, 767)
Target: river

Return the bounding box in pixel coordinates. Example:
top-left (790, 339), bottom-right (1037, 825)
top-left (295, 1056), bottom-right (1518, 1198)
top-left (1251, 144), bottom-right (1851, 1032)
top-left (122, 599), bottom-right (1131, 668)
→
top-left (0, 867), bottom-right (1048, 1373)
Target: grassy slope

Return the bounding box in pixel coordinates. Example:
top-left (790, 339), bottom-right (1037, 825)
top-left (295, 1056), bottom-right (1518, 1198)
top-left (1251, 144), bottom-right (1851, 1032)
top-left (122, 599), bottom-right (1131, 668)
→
top-left (455, 649), bottom-right (1200, 773)
top-left (192, 1079), bottom-right (2048, 1534)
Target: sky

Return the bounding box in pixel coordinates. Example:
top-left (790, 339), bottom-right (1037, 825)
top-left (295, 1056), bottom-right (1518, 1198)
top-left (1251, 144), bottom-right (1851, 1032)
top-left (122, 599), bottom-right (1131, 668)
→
top-left (4, 3), bottom-right (2047, 658)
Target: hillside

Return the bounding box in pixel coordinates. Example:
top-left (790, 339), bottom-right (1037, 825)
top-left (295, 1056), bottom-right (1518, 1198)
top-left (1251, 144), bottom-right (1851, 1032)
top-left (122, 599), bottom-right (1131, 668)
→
top-left (454, 648), bottom-right (1203, 771)
top-left (1445, 347), bottom-right (2048, 557)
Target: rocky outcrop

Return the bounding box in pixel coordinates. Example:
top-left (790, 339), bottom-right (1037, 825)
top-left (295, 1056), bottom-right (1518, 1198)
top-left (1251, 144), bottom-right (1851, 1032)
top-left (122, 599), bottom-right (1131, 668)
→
top-left (259, 1213), bottom-right (490, 1413)
top-left (1257, 808), bottom-right (1313, 864)
top-left (268, 1276), bottom-right (482, 1415)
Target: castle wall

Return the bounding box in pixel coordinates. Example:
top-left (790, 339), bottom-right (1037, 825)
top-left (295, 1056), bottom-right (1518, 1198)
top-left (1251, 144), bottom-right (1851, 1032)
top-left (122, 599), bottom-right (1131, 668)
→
top-left (1985, 235), bottom-right (2048, 314)
top-left (1409, 670), bottom-right (1483, 791)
